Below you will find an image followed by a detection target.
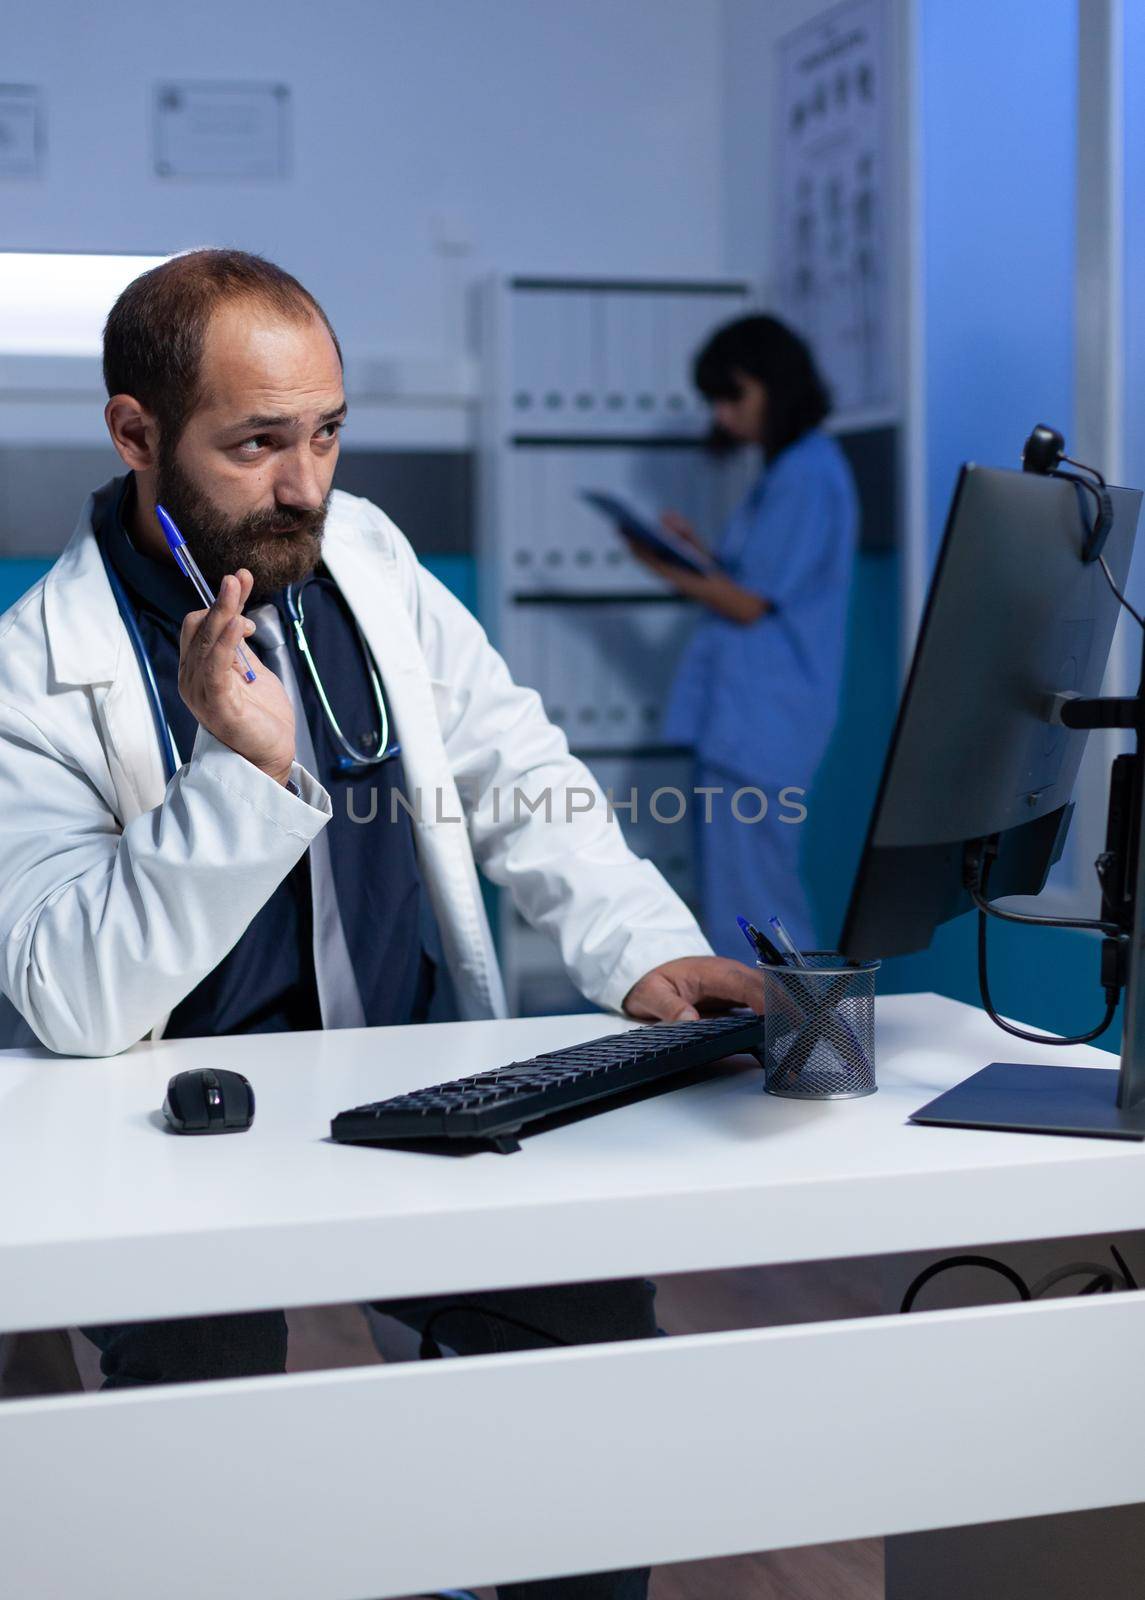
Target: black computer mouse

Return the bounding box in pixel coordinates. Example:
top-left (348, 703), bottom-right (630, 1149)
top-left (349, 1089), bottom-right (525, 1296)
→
top-left (162, 1068), bottom-right (255, 1134)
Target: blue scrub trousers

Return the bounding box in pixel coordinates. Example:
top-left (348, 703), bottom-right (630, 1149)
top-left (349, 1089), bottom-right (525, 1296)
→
top-left (694, 763), bottom-right (817, 960)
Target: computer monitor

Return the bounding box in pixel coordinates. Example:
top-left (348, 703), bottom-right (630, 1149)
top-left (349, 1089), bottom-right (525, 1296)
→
top-left (839, 459), bottom-right (1145, 1138)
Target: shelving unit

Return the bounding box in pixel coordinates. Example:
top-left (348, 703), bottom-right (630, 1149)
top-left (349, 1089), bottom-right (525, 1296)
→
top-left (478, 274), bottom-right (753, 1014)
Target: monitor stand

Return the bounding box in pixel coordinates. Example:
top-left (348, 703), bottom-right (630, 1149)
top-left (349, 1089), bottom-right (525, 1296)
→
top-left (912, 687), bottom-right (1145, 1141)
top-left (911, 1061), bottom-right (1145, 1140)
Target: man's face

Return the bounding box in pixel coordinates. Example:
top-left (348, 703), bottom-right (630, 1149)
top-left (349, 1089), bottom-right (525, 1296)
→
top-left (156, 302), bottom-right (346, 601)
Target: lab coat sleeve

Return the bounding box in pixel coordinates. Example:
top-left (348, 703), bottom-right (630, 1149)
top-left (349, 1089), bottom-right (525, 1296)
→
top-left (410, 564), bottom-right (713, 1013)
top-left (0, 713), bottom-right (331, 1057)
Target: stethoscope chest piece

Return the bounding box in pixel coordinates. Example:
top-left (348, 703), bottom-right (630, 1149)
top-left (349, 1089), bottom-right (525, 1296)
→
top-left (284, 583), bottom-right (401, 768)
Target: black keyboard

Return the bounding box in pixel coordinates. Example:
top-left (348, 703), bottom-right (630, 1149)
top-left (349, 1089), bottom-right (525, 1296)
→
top-left (331, 1012), bottom-right (762, 1152)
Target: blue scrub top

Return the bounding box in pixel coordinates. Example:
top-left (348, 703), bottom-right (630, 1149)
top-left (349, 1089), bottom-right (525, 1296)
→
top-left (662, 428), bottom-right (858, 788)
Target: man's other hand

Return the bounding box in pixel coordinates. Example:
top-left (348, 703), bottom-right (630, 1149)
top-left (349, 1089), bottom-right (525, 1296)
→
top-left (622, 956), bottom-right (763, 1024)
top-left (178, 569), bottom-right (296, 786)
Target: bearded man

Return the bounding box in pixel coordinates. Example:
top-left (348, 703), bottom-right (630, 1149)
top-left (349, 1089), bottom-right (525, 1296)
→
top-left (0, 251), bottom-right (759, 1600)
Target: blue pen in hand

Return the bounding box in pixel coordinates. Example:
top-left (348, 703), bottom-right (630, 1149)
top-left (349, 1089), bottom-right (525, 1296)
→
top-left (156, 503), bottom-right (257, 684)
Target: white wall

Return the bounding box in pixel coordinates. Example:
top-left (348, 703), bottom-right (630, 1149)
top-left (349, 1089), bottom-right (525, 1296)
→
top-left (3, 0), bottom-right (725, 442)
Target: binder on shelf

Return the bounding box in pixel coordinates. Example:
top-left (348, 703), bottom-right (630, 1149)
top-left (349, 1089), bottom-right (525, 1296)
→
top-left (598, 292), bottom-right (633, 420)
top-left (657, 295), bottom-right (696, 420)
top-left (568, 453), bottom-right (609, 586)
top-left (508, 450), bottom-right (540, 589)
top-left (510, 292), bottom-right (560, 419)
top-left (593, 610), bottom-right (630, 745)
top-left (576, 608), bottom-right (608, 743)
top-left (628, 295), bottom-right (663, 423)
top-left (556, 292), bottom-right (597, 417)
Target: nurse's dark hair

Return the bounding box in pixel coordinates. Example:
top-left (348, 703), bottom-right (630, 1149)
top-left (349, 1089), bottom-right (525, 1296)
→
top-left (102, 248), bottom-right (343, 443)
top-left (694, 314), bottom-right (830, 459)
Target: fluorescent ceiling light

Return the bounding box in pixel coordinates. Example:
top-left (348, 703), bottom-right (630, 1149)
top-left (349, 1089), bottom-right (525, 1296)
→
top-left (0, 252), bottom-right (170, 355)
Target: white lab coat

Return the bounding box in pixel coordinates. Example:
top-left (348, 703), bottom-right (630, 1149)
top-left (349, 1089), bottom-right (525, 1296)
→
top-left (0, 484), bottom-right (710, 1056)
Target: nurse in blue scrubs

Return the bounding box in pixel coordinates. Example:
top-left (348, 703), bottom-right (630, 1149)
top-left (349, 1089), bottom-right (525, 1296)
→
top-left (630, 315), bottom-right (858, 959)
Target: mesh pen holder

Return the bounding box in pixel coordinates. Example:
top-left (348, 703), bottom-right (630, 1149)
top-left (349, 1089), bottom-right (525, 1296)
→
top-left (757, 954), bottom-right (880, 1100)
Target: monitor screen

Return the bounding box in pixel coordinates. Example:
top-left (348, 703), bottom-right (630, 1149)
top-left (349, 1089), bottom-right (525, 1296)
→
top-left (840, 465), bottom-right (1143, 961)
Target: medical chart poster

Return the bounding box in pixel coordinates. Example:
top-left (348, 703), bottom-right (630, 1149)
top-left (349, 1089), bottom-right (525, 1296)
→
top-left (775, 0), bottom-right (892, 414)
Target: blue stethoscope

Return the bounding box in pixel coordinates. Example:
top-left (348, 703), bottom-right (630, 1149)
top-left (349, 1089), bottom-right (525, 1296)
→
top-left (98, 533), bottom-right (400, 783)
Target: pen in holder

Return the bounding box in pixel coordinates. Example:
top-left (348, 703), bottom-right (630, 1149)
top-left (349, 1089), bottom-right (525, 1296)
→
top-left (757, 953), bottom-right (880, 1100)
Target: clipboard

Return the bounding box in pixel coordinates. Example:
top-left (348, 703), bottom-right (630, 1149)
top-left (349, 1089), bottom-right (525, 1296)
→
top-left (579, 490), bottom-right (716, 575)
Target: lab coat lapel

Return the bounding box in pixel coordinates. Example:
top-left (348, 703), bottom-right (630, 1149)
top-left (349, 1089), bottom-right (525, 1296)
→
top-left (41, 490), bottom-right (173, 1041)
top-left (321, 528), bottom-right (504, 1018)
top-left (42, 490), bottom-right (170, 824)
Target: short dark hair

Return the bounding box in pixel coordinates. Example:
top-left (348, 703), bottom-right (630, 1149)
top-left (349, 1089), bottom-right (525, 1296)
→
top-left (694, 313), bottom-right (830, 459)
top-left (102, 248), bottom-right (343, 443)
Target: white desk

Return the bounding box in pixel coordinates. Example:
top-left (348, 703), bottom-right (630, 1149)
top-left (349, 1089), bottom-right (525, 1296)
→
top-left (1, 993), bottom-right (1144, 1598)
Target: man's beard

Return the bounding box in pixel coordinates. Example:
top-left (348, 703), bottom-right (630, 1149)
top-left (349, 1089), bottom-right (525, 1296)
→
top-left (155, 445), bottom-right (328, 603)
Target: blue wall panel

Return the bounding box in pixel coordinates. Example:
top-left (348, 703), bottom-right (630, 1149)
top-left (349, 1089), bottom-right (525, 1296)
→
top-left (0, 555), bottom-right (478, 625)
top-left (804, 552), bottom-right (899, 943)
top-left (889, 2), bottom-right (1112, 1045)
top-left (921, 0), bottom-right (1077, 554)
top-left (0, 560), bottom-right (51, 617)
